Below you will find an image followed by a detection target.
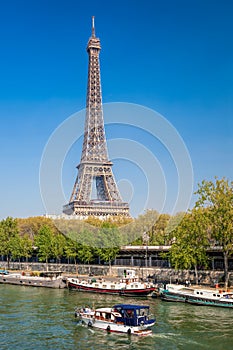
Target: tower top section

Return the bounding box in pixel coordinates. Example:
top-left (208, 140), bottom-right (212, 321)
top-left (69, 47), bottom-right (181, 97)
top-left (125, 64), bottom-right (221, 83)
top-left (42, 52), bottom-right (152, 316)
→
top-left (87, 16), bottom-right (101, 51)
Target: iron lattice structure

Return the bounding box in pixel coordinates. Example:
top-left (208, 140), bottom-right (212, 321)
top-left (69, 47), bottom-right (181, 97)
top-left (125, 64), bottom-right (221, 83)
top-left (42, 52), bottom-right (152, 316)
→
top-left (63, 17), bottom-right (130, 218)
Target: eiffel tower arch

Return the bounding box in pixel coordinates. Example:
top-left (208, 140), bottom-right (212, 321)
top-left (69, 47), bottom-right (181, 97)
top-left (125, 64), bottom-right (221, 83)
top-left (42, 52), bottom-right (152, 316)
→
top-left (63, 17), bottom-right (130, 218)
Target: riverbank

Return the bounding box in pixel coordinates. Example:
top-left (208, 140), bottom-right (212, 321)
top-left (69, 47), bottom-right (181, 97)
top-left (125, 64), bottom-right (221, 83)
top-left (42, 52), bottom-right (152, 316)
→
top-left (1, 261), bottom-right (232, 287)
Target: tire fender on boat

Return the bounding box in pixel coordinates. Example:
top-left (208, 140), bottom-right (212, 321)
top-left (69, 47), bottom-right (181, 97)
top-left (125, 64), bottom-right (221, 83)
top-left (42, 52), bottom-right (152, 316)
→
top-left (127, 328), bottom-right (131, 335)
top-left (88, 321), bottom-right (93, 327)
top-left (106, 325), bottom-right (111, 332)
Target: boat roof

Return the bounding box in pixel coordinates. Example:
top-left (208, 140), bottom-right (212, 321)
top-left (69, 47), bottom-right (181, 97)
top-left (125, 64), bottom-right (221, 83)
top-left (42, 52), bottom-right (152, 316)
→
top-left (96, 307), bottom-right (112, 312)
top-left (114, 304), bottom-right (149, 310)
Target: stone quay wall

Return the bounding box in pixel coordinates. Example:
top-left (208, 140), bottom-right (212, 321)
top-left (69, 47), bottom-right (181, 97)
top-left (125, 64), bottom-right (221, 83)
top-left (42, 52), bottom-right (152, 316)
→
top-left (1, 261), bottom-right (232, 286)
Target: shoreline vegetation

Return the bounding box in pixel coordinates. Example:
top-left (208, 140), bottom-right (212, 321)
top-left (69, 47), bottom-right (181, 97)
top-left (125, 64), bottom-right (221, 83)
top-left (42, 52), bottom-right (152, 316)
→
top-left (0, 177), bottom-right (233, 288)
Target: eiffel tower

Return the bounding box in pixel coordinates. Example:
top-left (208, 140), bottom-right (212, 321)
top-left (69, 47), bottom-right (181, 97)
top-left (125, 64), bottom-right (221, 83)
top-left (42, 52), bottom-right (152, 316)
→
top-left (63, 17), bottom-right (130, 218)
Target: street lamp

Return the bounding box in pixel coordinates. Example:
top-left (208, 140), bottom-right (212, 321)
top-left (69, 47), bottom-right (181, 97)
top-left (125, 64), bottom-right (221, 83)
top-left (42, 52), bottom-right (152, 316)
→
top-left (143, 232), bottom-right (149, 278)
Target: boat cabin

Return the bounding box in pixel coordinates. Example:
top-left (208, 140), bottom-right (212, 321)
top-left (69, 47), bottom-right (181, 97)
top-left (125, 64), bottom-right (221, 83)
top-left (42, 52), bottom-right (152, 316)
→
top-left (112, 304), bottom-right (151, 327)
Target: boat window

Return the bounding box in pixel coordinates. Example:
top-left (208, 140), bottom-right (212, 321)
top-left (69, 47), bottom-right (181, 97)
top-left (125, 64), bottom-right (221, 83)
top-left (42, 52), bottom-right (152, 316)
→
top-left (125, 310), bottom-right (134, 318)
top-left (140, 309), bottom-right (147, 316)
top-left (110, 285), bottom-right (115, 288)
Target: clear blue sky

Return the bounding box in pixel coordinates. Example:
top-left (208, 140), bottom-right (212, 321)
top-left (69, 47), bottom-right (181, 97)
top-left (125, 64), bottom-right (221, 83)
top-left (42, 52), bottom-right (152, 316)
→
top-left (0, 0), bottom-right (232, 219)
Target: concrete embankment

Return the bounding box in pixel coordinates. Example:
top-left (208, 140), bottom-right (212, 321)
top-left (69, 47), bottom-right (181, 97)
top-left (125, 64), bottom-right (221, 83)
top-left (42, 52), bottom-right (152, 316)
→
top-left (0, 262), bottom-right (232, 286)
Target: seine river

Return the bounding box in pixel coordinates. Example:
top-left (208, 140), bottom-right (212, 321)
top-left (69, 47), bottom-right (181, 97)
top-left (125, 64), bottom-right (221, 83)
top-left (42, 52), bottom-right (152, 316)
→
top-left (0, 284), bottom-right (232, 350)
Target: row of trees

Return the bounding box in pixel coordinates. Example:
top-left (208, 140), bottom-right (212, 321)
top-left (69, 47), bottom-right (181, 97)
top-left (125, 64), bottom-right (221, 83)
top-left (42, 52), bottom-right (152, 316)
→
top-left (0, 177), bottom-right (232, 286)
top-left (0, 218), bottom-right (122, 271)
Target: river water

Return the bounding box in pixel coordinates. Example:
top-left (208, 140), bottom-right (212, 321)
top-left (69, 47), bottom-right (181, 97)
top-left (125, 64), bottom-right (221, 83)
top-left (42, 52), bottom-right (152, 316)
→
top-left (0, 284), bottom-right (232, 350)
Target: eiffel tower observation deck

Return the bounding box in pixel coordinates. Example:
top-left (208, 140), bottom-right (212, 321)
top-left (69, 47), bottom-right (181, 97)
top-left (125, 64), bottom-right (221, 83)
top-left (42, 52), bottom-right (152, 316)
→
top-left (63, 17), bottom-right (130, 218)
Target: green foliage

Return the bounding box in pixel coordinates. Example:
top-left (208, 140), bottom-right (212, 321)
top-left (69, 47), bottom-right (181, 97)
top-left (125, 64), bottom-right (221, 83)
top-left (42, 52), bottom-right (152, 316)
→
top-left (195, 177), bottom-right (233, 286)
top-left (165, 212), bottom-right (185, 237)
top-left (168, 208), bottom-right (209, 282)
top-left (64, 234), bottom-right (79, 264)
top-left (149, 214), bottom-right (171, 245)
top-left (120, 209), bottom-right (160, 246)
top-left (52, 233), bottom-right (66, 262)
top-left (9, 234), bottom-right (22, 261)
top-left (66, 230), bottom-right (95, 264)
top-left (85, 216), bottom-right (133, 228)
top-left (19, 235), bottom-right (33, 260)
top-left (0, 182), bottom-right (232, 278)
top-left (17, 216), bottom-right (58, 240)
top-left (34, 225), bottom-right (54, 265)
top-left (0, 217), bottom-right (19, 266)
top-left (77, 244), bottom-right (94, 264)
top-left (96, 226), bottom-right (121, 261)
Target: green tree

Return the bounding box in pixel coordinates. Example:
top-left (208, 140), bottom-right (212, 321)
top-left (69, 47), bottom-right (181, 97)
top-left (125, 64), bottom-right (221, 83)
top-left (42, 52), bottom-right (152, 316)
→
top-left (165, 212), bottom-right (185, 241)
top-left (96, 225), bottom-right (122, 274)
top-left (169, 208), bottom-right (209, 284)
top-left (34, 225), bottom-right (54, 271)
top-left (77, 244), bottom-right (94, 264)
top-left (149, 214), bottom-right (171, 245)
top-left (64, 233), bottom-right (79, 265)
top-left (66, 229), bottom-right (95, 266)
top-left (10, 234), bottom-right (22, 262)
top-left (18, 216), bottom-right (57, 240)
top-left (20, 235), bottom-right (33, 263)
top-left (120, 209), bottom-right (159, 246)
top-left (52, 233), bottom-right (66, 264)
top-left (195, 177), bottom-right (233, 288)
top-left (0, 217), bottom-right (19, 268)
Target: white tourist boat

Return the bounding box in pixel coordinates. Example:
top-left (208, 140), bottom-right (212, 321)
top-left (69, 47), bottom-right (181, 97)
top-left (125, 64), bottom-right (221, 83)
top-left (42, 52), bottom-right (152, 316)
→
top-left (75, 303), bottom-right (156, 336)
top-left (159, 283), bottom-right (233, 308)
top-left (67, 270), bottom-right (156, 296)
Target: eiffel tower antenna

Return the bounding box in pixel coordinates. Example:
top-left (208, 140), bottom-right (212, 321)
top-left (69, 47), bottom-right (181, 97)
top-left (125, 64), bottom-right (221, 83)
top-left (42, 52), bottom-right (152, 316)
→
top-left (63, 18), bottom-right (130, 218)
top-left (92, 16), bottom-right (95, 37)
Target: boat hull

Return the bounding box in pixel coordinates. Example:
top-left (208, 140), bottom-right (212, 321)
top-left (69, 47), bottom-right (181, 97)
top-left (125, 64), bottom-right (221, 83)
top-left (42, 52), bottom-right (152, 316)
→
top-left (68, 281), bottom-right (155, 296)
top-left (160, 285), bottom-right (233, 308)
top-left (81, 318), bottom-right (153, 336)
top-left (0, 274), bottom-right (66, 288)
top-left (160, 291), bottom-right (187, 303)
top-left (186, 295), bottom-right (233, 308)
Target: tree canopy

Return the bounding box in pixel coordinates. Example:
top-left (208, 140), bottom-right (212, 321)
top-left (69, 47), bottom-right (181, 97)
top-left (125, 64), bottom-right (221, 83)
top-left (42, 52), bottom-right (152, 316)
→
top-left (195, 177), bottom-right (233, 287)
top-left (168, 208), bottom-right (209, 283)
